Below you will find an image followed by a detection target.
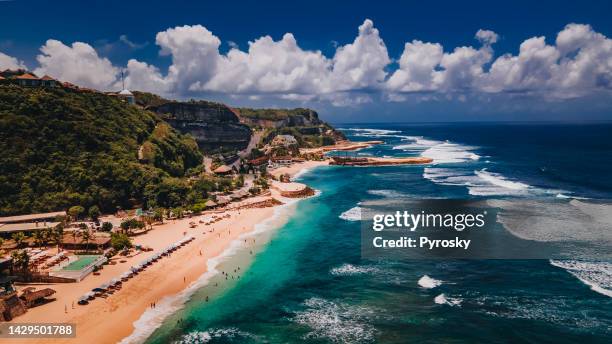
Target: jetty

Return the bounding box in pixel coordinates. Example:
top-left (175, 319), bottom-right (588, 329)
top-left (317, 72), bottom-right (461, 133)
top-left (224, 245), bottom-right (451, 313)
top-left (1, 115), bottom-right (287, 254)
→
top-left (329, 156), bottom-right (433, 166)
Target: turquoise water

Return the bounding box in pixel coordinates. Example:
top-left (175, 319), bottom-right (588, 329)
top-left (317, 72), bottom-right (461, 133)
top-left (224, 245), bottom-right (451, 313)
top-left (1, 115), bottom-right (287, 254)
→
top-left (144, 123), bottom-right (612, 343)
top-left (62, 255), bottom-right (100, 271)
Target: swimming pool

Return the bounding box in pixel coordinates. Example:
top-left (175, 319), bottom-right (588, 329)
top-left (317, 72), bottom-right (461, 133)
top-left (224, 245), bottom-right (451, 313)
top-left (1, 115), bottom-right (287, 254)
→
top-left (62, 255), bottom-right (101, 271)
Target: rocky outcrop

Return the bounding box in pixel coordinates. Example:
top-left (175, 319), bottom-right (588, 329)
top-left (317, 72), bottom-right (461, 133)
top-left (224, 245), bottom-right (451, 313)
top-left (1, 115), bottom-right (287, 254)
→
top-left (234, 108), bottom-right (323, 128)
top-left (149, 101), bottom-right (252, 151)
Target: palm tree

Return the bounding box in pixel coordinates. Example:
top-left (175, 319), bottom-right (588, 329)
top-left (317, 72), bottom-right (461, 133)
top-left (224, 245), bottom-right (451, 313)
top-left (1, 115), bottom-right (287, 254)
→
top-left (32, 230), bottom-right (44, 247)
top-left (11, 232), bottom-right (27, 248)
top-left (51, 225), bottom-right (64, 253)
top-left (11, 250), bottom-right (30, 274)
top-left (81, 230), bottom-right (92, 253)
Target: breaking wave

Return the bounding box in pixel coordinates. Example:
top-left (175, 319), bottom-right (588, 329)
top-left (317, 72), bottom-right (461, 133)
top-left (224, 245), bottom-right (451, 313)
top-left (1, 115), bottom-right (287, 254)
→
top-left (550, 260), bottom-right (612, 297)
top-left (175, 328), bottom-right (259, 343)
top-left (367, 189), bottom-right (408, 198)
top-left (434, 293), bottom-right (462, 306)
top-left (393, 136), bottom-right (480, 164)
top-left (339, 206), bottom-right (362, 221)
top-left (293, 297), bottom-right (376, 343)
top-left (331, 263), bottom-right (380, 276)
top-left (418, 275), bottom-right (443, 289)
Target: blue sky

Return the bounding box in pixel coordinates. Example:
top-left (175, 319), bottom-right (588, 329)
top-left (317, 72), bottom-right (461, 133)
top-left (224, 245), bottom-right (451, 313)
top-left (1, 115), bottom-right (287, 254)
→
top-left (1, 0), bottom-right (612, 122)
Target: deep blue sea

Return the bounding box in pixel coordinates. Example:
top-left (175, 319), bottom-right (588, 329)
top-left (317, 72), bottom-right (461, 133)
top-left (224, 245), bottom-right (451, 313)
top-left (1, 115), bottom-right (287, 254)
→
top-left (142, 123), bottom-right (612, 344)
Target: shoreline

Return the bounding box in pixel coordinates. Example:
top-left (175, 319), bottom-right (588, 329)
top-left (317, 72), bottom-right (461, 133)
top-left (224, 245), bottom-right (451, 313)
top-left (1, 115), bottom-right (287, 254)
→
top-left (9, 160), bottom-right (327, 344)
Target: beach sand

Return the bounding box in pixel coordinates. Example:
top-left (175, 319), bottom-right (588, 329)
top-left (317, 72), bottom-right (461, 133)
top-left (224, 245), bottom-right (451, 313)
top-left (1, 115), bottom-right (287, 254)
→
top-left (5, 160), bottom-right (326, 344)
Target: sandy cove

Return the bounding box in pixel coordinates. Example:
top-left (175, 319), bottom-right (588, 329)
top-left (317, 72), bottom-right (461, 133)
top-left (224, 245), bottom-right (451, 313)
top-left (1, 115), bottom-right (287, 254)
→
top-left (7, 160), bottom-right (328, 344)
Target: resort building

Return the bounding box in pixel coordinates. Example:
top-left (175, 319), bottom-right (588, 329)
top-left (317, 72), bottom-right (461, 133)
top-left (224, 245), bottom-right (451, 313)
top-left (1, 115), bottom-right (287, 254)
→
top-left (213, 165), bottom-right (234, 175)
top-left (0, 70), bottom-right (59, 88)
top-left (0, 222), bottom-right (60, 237)
top-left (0, 211), bottom-right (66, 224)
top-left (271, 156), bottom-right (293, 167)
top-left (271, 134), bottom-right (298, 147)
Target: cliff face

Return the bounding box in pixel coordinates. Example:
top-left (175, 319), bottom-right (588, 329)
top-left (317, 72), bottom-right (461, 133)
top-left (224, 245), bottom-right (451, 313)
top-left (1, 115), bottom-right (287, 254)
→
top-left (149, 101), bottom-right (252, 151)
top-left (235, 107), bottom-right (323, 128)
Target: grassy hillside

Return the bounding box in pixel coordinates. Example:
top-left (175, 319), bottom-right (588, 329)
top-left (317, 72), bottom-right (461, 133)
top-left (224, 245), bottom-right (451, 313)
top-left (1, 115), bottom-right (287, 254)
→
top-left (0, 85), bottom-right (203, 215)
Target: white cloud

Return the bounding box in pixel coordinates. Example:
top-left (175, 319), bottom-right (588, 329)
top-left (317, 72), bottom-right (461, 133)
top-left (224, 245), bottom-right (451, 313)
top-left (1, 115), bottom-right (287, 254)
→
top-left (387, 23), bottom-right (612, 100)
top-left (386, 40), bottom-right (443, 92)
top-left (202, 32), bottom-right (331, 94)
top-left (120, 59), bottom-right (170, 94)
top-left (125, 19), bottom-right (388, 105)
top-left (34, 39), bottom-right (118, 89)
top-left (0, 51), bottom-right (26, 70)
top-left (154, 24), bottom-right (222, 94)
top-left (330, 19), bottom-right (391, 91)
top-left (7, 20), bottom-right (609, 106)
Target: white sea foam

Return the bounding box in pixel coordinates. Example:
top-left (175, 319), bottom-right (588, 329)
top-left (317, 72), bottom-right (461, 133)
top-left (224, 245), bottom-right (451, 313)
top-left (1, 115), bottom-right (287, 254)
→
top-left (424, 167), bottom-right (535, 197)
top-left (120, 197), bottom-right (309, 344)
top-left (475, 169), bottom-right (529, 190)
top-left (393, 136), bottom-right (480, 164)
top-left (434, 293), bottom-right (462, 306)
top-left (418, 275), bottom-right (443, 289)
top-left (367, 189), bottom-right (407, 198)
top-left (339, 206), bottom-right (362, 221)
top-left (330, 263), bottom-right (379, 276)
top-left (293, 297), bottom-right (376, 343)
top-left (176, 328), bottom-right (259, 343)
top-left (550, 260), bottom-right (612, 298)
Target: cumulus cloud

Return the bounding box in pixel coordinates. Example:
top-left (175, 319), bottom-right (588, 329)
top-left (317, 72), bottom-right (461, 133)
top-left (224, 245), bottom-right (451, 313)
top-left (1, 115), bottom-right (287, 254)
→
top-left (201, 32), bottom-right (331, 94)
top-left (9, 20), bottom-right (611, 106)
top-left (329, 19), bottom-right (391, 91)
top-left (0, 51), bottom-right (26, 70)
top-left (388, 23), bottom-right (612, 99)
top-left (34, 39), bottom-right (118, 89)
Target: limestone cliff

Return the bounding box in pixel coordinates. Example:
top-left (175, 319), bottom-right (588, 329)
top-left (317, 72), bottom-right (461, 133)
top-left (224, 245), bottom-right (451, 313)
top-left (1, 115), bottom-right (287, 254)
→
top-left (148, 101), bottom-right (252, 152)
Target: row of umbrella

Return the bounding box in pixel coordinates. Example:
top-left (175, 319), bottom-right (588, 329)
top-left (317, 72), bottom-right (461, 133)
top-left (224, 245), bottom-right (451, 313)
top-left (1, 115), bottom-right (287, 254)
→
top-left (78, 236), bottom-right (195, 305)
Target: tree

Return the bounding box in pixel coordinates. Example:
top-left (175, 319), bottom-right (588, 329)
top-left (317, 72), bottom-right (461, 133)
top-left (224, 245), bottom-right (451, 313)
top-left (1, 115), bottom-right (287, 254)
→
top-left (68, 205), bottom-right (85, 220)
top-left (51, 225), bottom-right (64, 253)
top-left (11, 250), bottom-right (29, 273)
top-left (153, 208), bottom-right (164, 223)
top-left (88, 205), bottom-right (101, 221)
top-left (110, 233), bottom-right (132, 251)
top-left (101, 222), bottom-right (113, 232)
top-left (11, 232), bottom-right (27, 248)
top-left (32, 230), bottom-right (45, 247)
top-left (81, 230), bottom-right (92, 252)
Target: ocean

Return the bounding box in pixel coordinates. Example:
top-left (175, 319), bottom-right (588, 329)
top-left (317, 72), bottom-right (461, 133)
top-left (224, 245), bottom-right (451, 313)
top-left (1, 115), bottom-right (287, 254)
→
top-left (140, 123), bottom-right (612, 343)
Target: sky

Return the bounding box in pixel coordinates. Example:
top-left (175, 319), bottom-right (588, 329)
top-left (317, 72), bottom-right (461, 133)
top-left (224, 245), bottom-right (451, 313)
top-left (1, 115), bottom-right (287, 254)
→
top-left (1, 0), bottom-right (611, 122)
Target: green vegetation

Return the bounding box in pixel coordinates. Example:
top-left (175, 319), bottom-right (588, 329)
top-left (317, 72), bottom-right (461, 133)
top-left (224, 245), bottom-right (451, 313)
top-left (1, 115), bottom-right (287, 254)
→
top-left (0, 85), bottom-right (203, 215)
top-left (131, 91), bottom-right (169, 108)
top-left (238, 107), bottom-right (319, 121)
top-left (100, 222), bottom-right (113, 232)
top-left (261, 126), bottom-right (336, 148)
top-left (120, 218), bottom-right (145, 234)
top-left (111, 232), bottom-right (132, 251)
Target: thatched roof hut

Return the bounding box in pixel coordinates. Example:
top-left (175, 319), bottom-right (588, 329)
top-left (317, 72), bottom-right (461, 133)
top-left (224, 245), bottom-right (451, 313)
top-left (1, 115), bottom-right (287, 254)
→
top-left (19, 288), bottom-right (56, 307)
top-left (213, 165), bottom-right (233, 175)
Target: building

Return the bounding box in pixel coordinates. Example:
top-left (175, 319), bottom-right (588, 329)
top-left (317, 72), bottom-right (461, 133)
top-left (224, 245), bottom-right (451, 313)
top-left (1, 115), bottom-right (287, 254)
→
top-left (118, 89), bottom-right (135, 104)
top-left (271, 156), bottom-right (293, 167)
top-left (14, 73), bottom-right (41, 87)
top-left (0, 211), bottom-right (66, 224)
top-left (40, 75), bottom-right (58, 87)
top-left (0, 222), bottom-right (60, 237)
top-left (0, 70), bottom-right (59, 88)
top-left (271, 135), bottom-right (298, 147)
top-left (213, 165), bottom-right (233, 175)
